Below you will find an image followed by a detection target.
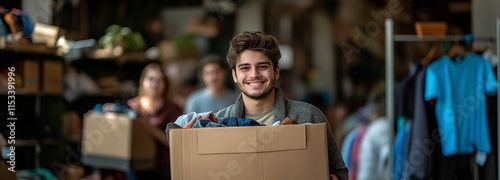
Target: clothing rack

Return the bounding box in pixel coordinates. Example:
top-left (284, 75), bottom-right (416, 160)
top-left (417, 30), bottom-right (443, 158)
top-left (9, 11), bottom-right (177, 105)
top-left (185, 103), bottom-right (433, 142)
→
top-left (393, 35), bottom-right (496, 42)
top-left (385, 18), bottom-right (500, 180)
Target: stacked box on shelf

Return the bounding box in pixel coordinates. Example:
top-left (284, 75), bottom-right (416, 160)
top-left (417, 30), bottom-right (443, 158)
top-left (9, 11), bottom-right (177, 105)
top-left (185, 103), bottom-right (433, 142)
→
top-left (0, 59), bottom-right (39, 93)
top-left (41, 60), bottom-right (63, 94)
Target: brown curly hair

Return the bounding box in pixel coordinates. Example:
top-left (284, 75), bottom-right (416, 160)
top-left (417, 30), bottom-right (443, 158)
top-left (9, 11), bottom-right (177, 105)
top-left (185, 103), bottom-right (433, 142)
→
top-left (226, 31), bottom-right (281, 70)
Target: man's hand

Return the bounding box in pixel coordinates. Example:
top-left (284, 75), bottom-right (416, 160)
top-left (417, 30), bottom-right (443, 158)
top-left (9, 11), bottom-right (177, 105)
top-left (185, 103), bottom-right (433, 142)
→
top-left (330, 174), bottom-right (339, 180)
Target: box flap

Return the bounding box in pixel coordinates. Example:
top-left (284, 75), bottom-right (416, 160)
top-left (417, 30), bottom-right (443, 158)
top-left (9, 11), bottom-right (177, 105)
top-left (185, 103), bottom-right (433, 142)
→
top-left (169, 123), bottom-right (329, 180)
top-left (197, 125), bottom-right (306, 155)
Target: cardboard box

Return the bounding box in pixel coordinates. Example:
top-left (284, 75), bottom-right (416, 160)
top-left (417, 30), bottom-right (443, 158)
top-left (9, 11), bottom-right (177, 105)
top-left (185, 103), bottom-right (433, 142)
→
top-left (0, 59), bottom-right (39, 93)
top-left (81, 111), bottom-right (156, 171)
top-left (33, 23), bottom-right (60, 47)
top-left (169, 123), bottom-right (329, 180)
top-left (0, 161), bottom-right (17, 180)
top-left (41, 60), bottom-right (63, 93)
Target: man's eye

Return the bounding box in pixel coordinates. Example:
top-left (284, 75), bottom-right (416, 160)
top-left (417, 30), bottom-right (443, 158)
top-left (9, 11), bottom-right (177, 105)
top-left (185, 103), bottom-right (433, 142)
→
top-left (259, 66), bottom-right (268, 69)
top-left (240, 67), bottom-right (249, 70)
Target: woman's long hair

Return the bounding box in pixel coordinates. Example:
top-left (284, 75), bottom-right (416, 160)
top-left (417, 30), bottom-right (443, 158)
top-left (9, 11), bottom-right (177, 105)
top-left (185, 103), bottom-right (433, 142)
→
top-left (138, 63), bottom-right (170, 101)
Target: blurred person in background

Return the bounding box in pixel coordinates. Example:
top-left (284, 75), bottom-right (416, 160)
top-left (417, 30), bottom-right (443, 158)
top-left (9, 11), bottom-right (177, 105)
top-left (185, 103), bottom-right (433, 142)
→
top-left (127, 63), bottom-right (181, 180)
top-left (184, 54), bottom-right (239, 113)
top-left (357, 82), bottom-right (390, 180)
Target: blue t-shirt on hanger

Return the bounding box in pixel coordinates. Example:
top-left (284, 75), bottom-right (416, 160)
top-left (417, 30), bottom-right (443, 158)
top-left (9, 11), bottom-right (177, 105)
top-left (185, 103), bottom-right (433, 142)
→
top-left (425, 53), bottom-right (498, 156)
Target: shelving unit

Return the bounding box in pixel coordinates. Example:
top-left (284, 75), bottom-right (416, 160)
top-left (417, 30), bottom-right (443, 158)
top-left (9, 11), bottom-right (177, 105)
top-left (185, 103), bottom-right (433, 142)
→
top-left (385, 18), bottom-right (500, 180)
top-left (0, 44), bottom-right (65, 170)
top-left (66, 57), bottom-right (156, 116)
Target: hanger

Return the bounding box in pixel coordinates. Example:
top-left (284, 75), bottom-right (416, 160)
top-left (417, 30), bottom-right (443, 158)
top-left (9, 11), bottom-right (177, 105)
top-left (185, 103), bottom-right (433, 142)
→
top-left (447, 36), bottom-right (467, 61)
top-left (421, 42), bottom-right (443, 66)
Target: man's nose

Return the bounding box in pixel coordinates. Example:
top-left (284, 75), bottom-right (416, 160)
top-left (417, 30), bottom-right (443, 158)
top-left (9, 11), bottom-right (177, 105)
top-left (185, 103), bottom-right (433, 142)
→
top-left (250, 67), bottom-right (261, 78)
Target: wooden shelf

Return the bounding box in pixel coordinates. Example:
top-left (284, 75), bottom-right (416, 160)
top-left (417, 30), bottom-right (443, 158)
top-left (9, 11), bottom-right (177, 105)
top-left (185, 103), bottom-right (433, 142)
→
top-left (14, 138), bottom-right (59, 147)
top-left (4, 43), bottom-right (56, 54)
top-left (0, 42), bottom-right (63, 60)
top-left (0, 91), bottom-right (63, 97)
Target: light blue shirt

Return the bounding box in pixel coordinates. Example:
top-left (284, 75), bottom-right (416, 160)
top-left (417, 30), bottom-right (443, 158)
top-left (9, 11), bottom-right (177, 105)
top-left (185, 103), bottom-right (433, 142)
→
top-left (425, 53), bottom-right (497, 156)
top-left (341, 129), bottom-right (357, 169)
top-left (184, 88), bottom-right (239, 114)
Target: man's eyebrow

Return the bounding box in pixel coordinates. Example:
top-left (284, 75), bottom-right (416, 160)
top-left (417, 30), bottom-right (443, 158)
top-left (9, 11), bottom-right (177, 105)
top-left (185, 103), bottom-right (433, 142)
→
top-left (237, 61), bottom-right (271, 68)
top-left (257, 62), bottom-right (271, 65)
top-left (237, 63), bottom-right (250, 68)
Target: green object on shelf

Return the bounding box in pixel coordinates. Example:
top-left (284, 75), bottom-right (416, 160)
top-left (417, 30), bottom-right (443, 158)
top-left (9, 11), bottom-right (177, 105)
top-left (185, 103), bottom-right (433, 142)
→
top-left (105, 24), bottom-right (121, 36)
top-left (28, 168), bottom-right (57, 180)
top-left (99, 25), bottom-right (146, 51)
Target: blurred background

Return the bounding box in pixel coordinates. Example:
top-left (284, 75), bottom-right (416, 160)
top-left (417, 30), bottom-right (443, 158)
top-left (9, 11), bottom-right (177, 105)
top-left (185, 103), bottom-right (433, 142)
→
top-left (0, 0), bottom-right (498, 179)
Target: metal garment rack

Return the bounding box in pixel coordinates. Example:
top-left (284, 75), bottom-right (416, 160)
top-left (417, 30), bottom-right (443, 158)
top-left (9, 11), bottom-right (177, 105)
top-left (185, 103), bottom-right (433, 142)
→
top-left (385, 18), bottom-right (500, 179)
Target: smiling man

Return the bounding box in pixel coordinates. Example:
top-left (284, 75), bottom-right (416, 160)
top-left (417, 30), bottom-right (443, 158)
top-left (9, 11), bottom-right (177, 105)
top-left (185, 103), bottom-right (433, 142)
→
top-left (213, 31), bottom-right (348, 180)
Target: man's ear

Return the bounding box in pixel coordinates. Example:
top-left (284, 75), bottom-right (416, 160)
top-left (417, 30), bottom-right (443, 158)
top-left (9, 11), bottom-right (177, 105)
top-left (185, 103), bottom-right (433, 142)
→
top-left (275, 66), bottom-right (280, 80)
top-left (232, 69), bottom-right (237, 83)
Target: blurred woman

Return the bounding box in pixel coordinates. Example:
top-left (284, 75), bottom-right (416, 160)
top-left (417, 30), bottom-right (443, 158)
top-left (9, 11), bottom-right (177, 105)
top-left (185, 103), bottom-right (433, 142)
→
top-left (127, 63), bottom-right (181, 180)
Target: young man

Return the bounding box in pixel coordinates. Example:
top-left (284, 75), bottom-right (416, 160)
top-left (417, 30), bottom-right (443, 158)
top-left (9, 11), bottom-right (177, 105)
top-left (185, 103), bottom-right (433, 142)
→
top-left (184, 54), bottom-right (239, 113)
top-left (213, 31), bottom-right (348, 180)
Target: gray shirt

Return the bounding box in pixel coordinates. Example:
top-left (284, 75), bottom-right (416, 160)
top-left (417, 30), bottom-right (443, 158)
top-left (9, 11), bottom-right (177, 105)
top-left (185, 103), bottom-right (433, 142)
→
top-left (214, 87), bottom-right (348, 179)
top-left (184, 88), bottom-right (239, 114)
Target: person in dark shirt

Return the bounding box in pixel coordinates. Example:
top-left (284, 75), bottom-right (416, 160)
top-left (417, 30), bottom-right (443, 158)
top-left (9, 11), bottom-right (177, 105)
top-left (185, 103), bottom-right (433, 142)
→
top-left (127, 63), bottom-right (181, 180)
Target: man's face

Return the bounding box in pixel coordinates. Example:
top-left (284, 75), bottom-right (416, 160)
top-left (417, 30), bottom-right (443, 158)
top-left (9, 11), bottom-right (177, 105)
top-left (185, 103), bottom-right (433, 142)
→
top-left (232, 50), bottom-right (279, 100)
top-left (202, 63), bottom-right (226, 91)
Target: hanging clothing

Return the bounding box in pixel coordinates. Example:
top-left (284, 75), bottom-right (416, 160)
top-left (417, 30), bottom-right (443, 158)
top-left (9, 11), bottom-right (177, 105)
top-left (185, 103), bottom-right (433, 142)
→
top-left (482, 49), bottom-right (498, 68)
top-left (341, 129), bottom-right (358, 169)
top-left (395, 62), bottom-right (421, 120)
top-left (349, 125), bottom-right (368, 180)
top-left (432, 153), bottom-right (474, 180)
top-left (393, 121), bottom-right (410, 180)
top-left (479, 68), bottom-right (499, 180)
top-left (357, 117), bottom-right (391, 180)
top-left (407, 68), bottom-right (436, 179)
top-left (425, 53), bottom-right (498, 156)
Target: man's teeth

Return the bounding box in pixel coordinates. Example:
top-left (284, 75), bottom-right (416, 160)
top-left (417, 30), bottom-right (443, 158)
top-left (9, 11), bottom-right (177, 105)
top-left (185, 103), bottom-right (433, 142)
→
top-left (249, 82), bottom-right (263, 85)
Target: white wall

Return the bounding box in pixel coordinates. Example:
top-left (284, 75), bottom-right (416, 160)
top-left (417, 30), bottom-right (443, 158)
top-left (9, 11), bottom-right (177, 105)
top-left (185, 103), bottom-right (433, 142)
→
top-left (235, 0), bottom-right (263, 34)
top-left (472, 0), bottom-right (500, 50)
top-left (311, 10), bottom-right (336, 103)
top-left (161, 8), bottom-right (205, 38)
top-left (22, 0), bottom-right (52, 24)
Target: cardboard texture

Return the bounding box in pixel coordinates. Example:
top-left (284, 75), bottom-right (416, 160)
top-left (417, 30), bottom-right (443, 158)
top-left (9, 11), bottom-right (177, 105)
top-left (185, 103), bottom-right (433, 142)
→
top-left (414, 22), bottom-right (447, 37)
top-left (81, 111), bottom-right (156, 171)
top-left (170, 123), bottom-right (329, 180)
top-left (41, 60), bottom-right (63, 93)
top-left (0, 161), bottom-right (16, 180)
